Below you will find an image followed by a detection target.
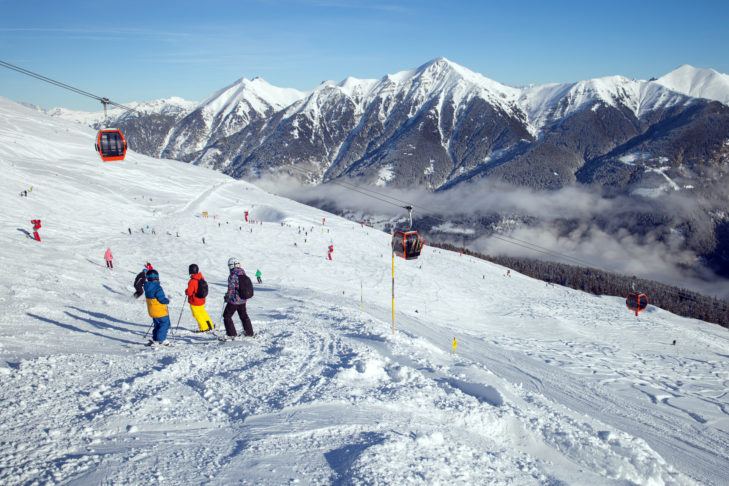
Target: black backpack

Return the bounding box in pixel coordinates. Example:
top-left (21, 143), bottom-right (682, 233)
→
top-left (195, 278), bottom-right (209, 299)
top-left (238, 274), bottom-right (254, 299)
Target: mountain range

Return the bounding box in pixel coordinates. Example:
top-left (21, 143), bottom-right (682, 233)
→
top-left (41, 58), bottom-right (729, 283)
top-left (45, 58), bottom-right (729, 192)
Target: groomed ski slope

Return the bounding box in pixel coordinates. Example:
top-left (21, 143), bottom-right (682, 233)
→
top-left (1, 97), bottom-right (728, 485)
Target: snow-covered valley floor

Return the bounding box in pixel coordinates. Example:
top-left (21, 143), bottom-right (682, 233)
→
top-left (1, 97), bottom-right (728, 485)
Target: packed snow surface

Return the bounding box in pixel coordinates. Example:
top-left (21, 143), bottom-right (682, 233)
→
top-left (1, 97), bottom-right (729, 485)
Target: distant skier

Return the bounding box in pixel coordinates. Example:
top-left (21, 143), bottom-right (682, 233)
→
top-left (185, 264), bottom-right (213, 332)
top-left (133, 262), bottom-right (153, 299)
top-left (104, 248), bottom-right (114, 269)
top-left (30, 219), bottom-right (41, 242)
top-left (255, 269), bottom-right (262, 284)
top-left (143, 269), bottom-right (171, 346)
top-left (222, 257), bottom-right (254, 339)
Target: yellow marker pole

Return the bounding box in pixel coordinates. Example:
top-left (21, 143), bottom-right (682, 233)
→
top-left (361, 280), bottom-right (363, 312)
top-left (392, 248), bottom-right (395, 334)
top-left (452, 337), bottom-right (457, 355)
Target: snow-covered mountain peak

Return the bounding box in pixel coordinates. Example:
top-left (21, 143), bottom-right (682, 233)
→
top-left (564, 75), bottom-right (637, 108)
top-left (41, 96), bottom-right (198, 127)
top-left (519, 72), bottom-right (694, 133)
top-left (127, 97), bottom-right (199, 114)
top-left (201, 76), bottom-right (306, 117)
top-left (391, 57), bottom-right (518, 97)
top-left (376, 57), bottom-right (521, 116)
top-left (655, 64), bottom-right (729, 105)
top-left (336, 76), bottom-right (379, 99)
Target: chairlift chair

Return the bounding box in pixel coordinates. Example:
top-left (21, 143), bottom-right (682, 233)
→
top-left (95, 129), bottom-right (127, 161)
top-left (393, 230), bottom-right (423, 260)
top-left (626, 293), bottom-right (648, 316)
top-left (95, 97), bottom-right (127, 162)
top-left (392, 205), bottom-right (423, 260)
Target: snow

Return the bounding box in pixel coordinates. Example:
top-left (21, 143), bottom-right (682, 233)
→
top-left (201, 77), bottom-right (305, 120)
top-left (424, 159), bottom-right (435, 176)
top-left (375, 165), bottom-right (395, 186)
top-left (655, 64), bottom-right (729, 105)
top-left (619, 153), bottom-right (642, 165)
top-left (44, 97), bottom-right (199, 126)
top-left (2, 96), bottom-right (729, 485)
top-left (336, 76), bottom-right (379, 100)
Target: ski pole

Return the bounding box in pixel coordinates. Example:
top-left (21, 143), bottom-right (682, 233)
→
top-left (144, 321), bottom-right (154, 339)
top-left (173, 300), bottom-right (186, 335)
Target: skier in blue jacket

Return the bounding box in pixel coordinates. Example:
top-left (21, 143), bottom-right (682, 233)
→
top-left (144, 269), bottom-right (171, 346)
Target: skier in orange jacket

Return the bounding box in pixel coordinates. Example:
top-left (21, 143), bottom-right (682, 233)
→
top-left (185, 264), bottom-right (214, 332)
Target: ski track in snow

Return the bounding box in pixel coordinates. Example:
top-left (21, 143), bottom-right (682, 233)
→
top-left (1, 97), bottom-right (729, 485)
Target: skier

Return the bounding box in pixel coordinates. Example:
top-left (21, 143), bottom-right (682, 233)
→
top-left (104, 248), bottom-right (114, 269)
top-left (185, 264), bottom-right (213, 332)
top-left (133, 262), bottom-right (153, 299)
top-left (30, 219), bottom-right (41, 242)
top-left (255, 269), bottom-right (262, 284)
top-left (222, 257), bottom-right (254, 339)
top-left (143, 269), bottom-right (171, 346)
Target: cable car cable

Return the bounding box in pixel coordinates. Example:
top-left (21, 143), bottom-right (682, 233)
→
top-left (0, 59), bottom-right (140, 114)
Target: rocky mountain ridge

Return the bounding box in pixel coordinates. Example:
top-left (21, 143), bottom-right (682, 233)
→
top-left (47, 58), bottom-right (729, 195)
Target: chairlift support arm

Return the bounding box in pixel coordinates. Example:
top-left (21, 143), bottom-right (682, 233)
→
top-left (404, 205), bottom-right (414, 230)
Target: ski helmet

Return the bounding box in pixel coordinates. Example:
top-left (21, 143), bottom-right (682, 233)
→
top-left (227, 257), bottom-right (240, 269)
top-left (189, 263), bottom-right (199, 275)
top-left (146, 269), bottom-right (159, 280)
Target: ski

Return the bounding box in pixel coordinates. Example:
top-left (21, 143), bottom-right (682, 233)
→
top-left (217, 334), bottom-right (258, 343)
top-left (125, 341), bottom-right (176, 349)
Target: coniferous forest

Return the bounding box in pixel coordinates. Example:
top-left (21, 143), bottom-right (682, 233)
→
top-left (431, 242), bottom-right (729, 329)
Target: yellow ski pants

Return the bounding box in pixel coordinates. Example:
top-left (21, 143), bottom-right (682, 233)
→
top-left (190, 304), bottom-right (214, 331)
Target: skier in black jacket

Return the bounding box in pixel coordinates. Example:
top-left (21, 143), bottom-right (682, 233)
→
top-left (133, 263), bottom-right (153, 298)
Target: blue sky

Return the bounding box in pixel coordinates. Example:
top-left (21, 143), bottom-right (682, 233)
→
top-left (1, 0), bottom-right (728, 111)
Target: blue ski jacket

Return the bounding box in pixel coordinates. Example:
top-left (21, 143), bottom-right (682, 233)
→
top-left (144, 280), bottom-right (170, 318)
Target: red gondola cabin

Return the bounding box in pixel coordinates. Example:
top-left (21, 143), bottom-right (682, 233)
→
top-left (95, 129), bottom-right (127, 162)
top-left (626, 293), bottom-right (648, 316)
top-left (393, 231), bottom-right (423, 260)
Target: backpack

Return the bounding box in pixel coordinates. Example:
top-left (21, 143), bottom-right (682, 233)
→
top-left (238, 274), bottom-right (254, 300)
top-left (195, 278), bottom-right (208, 299)
top-left (134, 271), bottom-right (147, 295)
